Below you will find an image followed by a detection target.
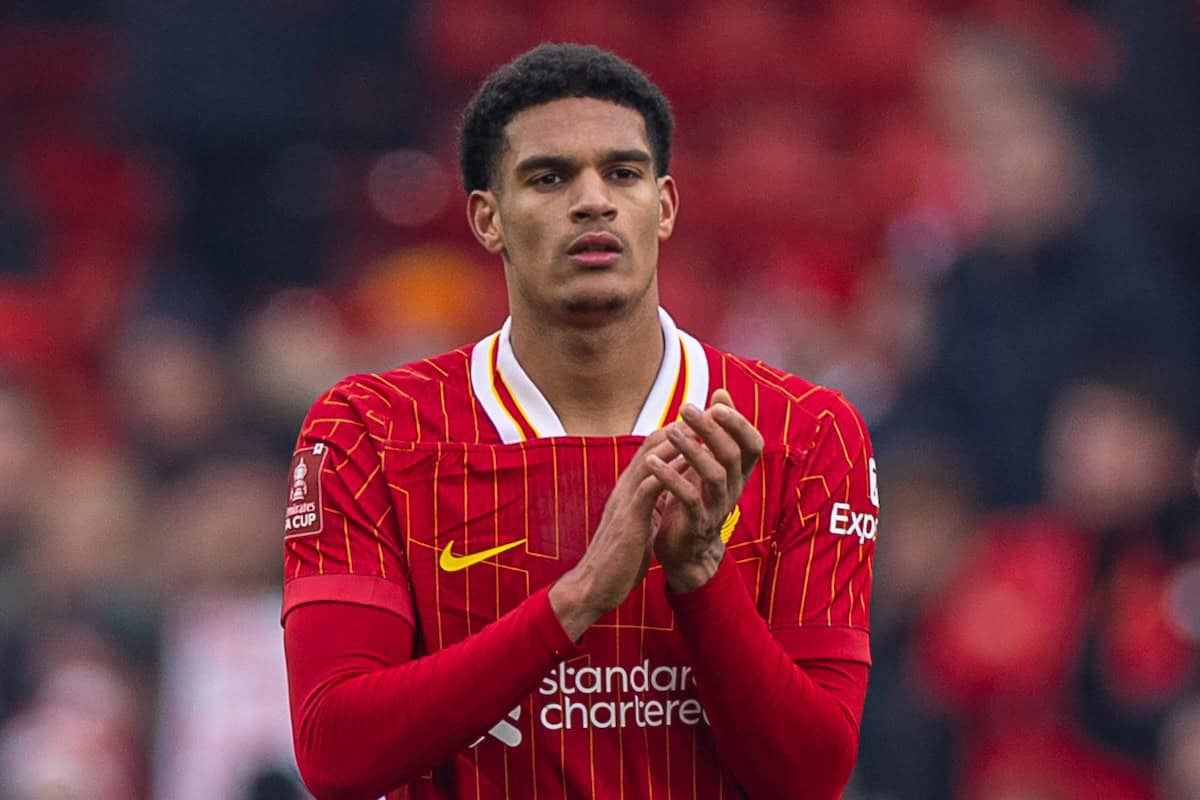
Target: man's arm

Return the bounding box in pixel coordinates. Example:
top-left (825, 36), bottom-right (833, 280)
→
top-left (285, 589), bottom-right (572, 800)
top-left (648, 390), bottom-right (873, 798)
top-left (284, 405), bottom-right (676, 800)
top-left (667, 557), bottom-right (868, 799)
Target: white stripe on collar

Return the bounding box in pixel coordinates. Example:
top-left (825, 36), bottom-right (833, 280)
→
top-left (469, 307), bottom-right (709, 443)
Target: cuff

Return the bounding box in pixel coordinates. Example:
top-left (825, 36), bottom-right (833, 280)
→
top-left (771, 626), bottom-right (872, 665)
top-left (281, 574), bottom-right (415, 627)
top-left (528, 584), bottom-right (585, 660)
top-left (664, 552), bottom-right (743, 620)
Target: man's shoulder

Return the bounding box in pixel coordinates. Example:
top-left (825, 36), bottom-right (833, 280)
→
top-left (700, 344), bottom-right (869, 449)
top-left (325, 348), bottom-right (472, 404)
top-left (306, 346), bottom-right (481, 443)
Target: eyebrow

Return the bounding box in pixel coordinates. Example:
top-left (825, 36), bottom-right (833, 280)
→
top-left (513, 148), bottom-right (653, 176)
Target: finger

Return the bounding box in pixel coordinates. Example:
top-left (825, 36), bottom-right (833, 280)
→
top-left (708, 400), bottom-right (765, 478)
top-left (622, 431), bottom-right (680, 484)
top-left (647, 435), bottom-right (681, 463)
top-left (680, 403), bottom-right (741, 480)
top-left (666, 419), bottom-right (728, 499)
top-left (647, 453), bottom-right (704, 521)
top-left (710, 387), bottom-right (734, 408)
top-left (631, 472), bottom-right (668, 515)
top-left (653, 449), bottom-right (691, 479)
top-left (635, 426), bottom-right (670, 455)
top-left (665, 451), bottom-right (691, 476)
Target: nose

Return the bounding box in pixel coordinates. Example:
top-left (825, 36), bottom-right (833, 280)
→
top-left (569, 169), bottom-right (617, 223)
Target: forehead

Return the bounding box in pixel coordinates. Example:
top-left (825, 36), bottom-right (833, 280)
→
top-left (500, 97), bottom-right (650, 169)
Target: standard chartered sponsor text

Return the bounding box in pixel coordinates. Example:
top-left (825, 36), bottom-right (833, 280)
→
top-left (537, 660), bottom-right (709, 731)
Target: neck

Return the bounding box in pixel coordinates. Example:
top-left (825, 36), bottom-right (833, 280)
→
top-left (508, 301), bottom-right (664, 436)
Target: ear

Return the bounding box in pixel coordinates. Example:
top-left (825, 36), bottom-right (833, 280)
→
top-left (467, 190), bottom-right (505, 255)
top-left (656, 175), bottom-right (679, 241)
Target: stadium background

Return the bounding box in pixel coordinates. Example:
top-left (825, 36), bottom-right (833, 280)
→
top-left (1, 1), bottom-right (1198, 798)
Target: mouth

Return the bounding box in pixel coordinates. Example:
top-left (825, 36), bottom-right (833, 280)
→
top-left (566, 232), bottom-right (624, 267)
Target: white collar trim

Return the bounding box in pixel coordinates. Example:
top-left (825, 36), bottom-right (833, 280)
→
top-left (469, 307), bottom-right (709, 443)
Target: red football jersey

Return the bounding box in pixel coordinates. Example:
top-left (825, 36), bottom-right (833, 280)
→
top-left (282, 309), bottom-right (877, 799)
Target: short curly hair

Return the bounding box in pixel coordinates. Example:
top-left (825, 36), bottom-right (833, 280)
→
top-left (459, 43), bottom-right (673, 193)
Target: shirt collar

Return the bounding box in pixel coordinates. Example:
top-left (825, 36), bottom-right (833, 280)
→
top-left (469, 307), bottom-right (709, 443)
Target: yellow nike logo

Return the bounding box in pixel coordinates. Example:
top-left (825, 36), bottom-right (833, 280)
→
top-left (720, 506), bottom-right (740, 543)
top-left (439, 538), bottom-right (527, 572)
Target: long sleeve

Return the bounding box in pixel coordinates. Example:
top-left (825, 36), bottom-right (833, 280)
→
top-left (667, 555), bottom-right (869, 799)
top-left (284, 587), bottom-right (576, 800)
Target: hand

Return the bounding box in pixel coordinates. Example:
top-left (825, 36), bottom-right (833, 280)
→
top-left (648, 388), bottom-right (765, 591)
top-left (549, 428), bottom-right (678, 640)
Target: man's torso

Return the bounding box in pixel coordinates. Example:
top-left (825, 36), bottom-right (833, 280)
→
top-left (283, 316), bottom-right (876, 799)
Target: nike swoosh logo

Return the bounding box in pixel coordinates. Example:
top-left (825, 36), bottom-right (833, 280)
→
top-left (439, 538), bottom-right (528, 572)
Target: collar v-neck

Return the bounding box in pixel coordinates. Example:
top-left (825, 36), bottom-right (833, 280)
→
top-left (469, 307), bottom-right (709, 444)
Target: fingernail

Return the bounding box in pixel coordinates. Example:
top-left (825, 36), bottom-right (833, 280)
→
top-left (712, 405), bottom-right (730, 421)
top-left (682, 403), bottom-right (700, 420)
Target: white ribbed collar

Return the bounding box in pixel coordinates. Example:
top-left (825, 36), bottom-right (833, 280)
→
top-left (470, 307), bottom-right (709, 443)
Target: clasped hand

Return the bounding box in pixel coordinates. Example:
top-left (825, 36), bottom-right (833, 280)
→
top-left (549, 390), bottom-right (764, 640)
top-left (646, 388), bottom-right (765, 591)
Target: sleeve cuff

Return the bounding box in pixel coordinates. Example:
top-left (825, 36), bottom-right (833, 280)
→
top-left (771, 626), bottom-right (872, 665)
top-left (281, 574), bottom-right (415, 627)
top-left (528, 584), bottom-right (585, 660)
top-left (664, 552), bottom-right (743, 620)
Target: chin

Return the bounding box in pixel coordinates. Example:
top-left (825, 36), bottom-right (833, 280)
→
top-left (546, 270), bottom-right (656, 326)
top-left (563, 293), bottom-right (628, 315)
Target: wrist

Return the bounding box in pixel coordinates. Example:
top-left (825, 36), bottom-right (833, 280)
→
top-left (663, 542), bottom-right (726, 592)
top-left (549, 569), bottom-right (605, 642)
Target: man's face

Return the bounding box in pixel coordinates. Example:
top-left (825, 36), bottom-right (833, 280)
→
top-left (468, 97), bottom-right (678, 326)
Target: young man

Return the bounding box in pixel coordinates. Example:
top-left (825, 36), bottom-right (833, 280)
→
top-left (283, 44), bottom-right (877, 800)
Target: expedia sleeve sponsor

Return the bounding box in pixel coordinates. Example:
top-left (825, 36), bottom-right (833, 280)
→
top-left (761, 391), bottom-right (877, 660)
top-left (828, 501), bottom-right (878, 545)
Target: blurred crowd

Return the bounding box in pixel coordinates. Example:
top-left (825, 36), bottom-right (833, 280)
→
top-left (1, 2), bottom-right (1198, 799)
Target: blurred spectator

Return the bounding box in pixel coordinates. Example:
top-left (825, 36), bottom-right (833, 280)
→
top-left (150, 456), bottom-right (285, 591)
top-left (154, 591), bottom-right (301, 800)
top-left (27, 454), bottom-right (149, 613)
top-left (235, 288), bottom-right (358, 456)
top-left (108, 314), bottom-right (244, 484)
top-left (0, 159), bottom-right (39, 275)
top-left (1159, 700), bottom-right (1200, 800)
top-left (1081, 0), bottom-right (1200, 304)
top-left (909, 371), bottom-right (1199, 799)
top-left (854, 446), bottom-right (979, 800)
top-left (882, 23), bottom-right (1199, 508)
top-left (151, 456), bottom-right (305, 800)
top-left (0, 627), bottom-right (144, 800)
top-left (0, 380), bottom-right (45, 528)
top-left (116, 0), bottom-right (428, 310)
top-left (1057, 378), bottom-right (1200, 760)
top-left (1158, 451), bottom-right (1200, 799)
top-left (0, 380), bottom-right (47, 723)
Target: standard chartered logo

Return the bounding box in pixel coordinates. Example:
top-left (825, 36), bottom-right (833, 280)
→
top-left (475, 660), bottom-right (709, 749)
top-left (538, 660), bottom-right (709, 732)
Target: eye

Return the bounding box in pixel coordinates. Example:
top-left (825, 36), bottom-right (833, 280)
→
top-left (531, 173), bottom-right (564, 187)
top-left (610, 167), bottom-right (640, 182)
